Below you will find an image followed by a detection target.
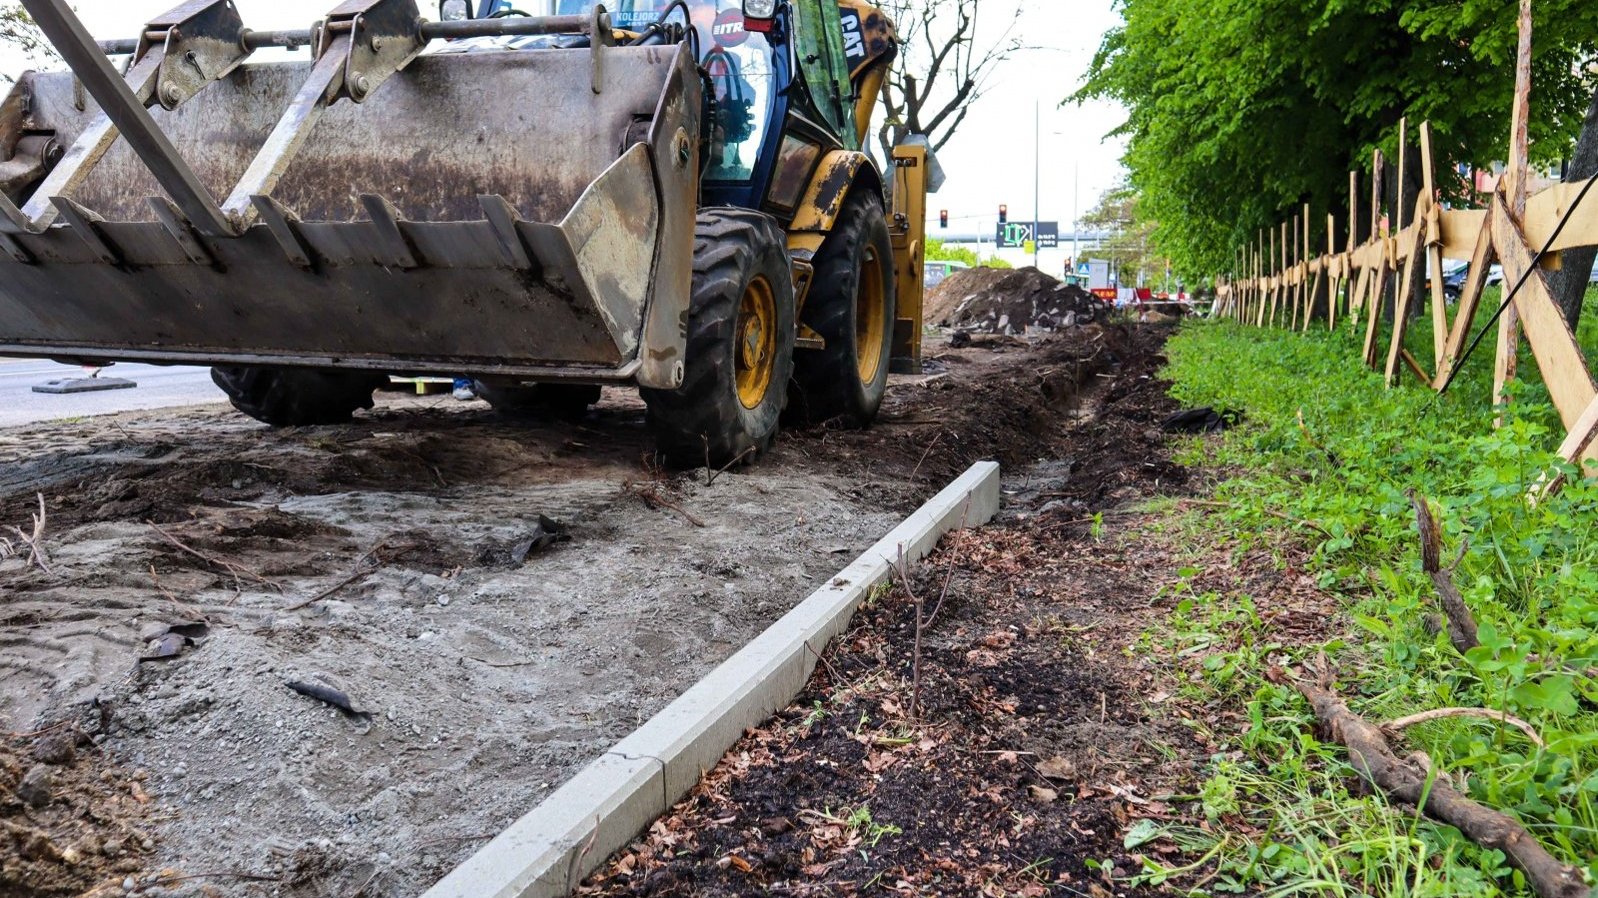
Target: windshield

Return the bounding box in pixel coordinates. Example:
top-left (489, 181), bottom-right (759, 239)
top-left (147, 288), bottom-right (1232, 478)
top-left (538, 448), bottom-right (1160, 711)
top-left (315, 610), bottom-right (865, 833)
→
top-left (538, 0), bottom-right (776, 182)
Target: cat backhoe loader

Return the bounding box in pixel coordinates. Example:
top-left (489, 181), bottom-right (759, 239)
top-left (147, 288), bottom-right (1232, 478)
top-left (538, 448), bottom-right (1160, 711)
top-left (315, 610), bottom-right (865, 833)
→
top-left (0, 0), bottom-right (930, 465)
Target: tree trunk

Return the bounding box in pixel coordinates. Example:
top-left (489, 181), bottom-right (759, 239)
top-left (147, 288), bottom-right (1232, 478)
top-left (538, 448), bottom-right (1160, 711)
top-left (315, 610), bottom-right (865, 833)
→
top-left (1547, 85), bottom-right (1598, 330)
top-left (1402, 142), bottom-right (1425, 321)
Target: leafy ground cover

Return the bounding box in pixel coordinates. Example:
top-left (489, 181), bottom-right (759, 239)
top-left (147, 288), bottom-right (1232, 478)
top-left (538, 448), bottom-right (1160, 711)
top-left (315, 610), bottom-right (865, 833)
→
top-left (1155, 308), bottom-right (1598, 895)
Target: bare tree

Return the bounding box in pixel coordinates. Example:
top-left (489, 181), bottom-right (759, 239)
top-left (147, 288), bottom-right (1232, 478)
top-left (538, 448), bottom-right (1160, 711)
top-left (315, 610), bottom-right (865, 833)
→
top-left (0, 2), bottom-right (55, 84)
top-left (874, 0), bottom-right (1022, 162)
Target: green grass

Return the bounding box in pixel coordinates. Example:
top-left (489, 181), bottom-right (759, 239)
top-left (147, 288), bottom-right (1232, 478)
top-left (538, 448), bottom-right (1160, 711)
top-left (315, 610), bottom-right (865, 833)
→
top-left (1146, 305), bottom-right (1598, 896)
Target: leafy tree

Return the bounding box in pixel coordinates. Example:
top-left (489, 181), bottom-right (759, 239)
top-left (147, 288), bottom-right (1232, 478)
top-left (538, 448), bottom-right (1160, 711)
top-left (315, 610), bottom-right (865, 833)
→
top-left (1080, 181), bottom-right (1161, 286)
top-left (0, 3), bottom-right (54, 83)
top-left (1076, 0), bottom-right (1598, 278)
top-left (926, 236), bottom-right (1011, 268)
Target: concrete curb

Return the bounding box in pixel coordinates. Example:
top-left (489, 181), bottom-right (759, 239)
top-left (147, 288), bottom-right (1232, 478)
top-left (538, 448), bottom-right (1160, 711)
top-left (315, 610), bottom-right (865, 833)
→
top-left (422, 461), bottom-right (1002, 898)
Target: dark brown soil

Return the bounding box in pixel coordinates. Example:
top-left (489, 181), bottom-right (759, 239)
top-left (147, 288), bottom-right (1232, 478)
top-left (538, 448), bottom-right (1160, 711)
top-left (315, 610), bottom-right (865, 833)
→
top-left (579, 324), bottom-right (1229, 897)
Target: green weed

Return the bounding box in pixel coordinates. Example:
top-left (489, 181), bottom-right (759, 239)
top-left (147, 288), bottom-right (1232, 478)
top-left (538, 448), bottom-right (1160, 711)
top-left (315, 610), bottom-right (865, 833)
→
top-left (1148, 309), bottom-right (1598, 896)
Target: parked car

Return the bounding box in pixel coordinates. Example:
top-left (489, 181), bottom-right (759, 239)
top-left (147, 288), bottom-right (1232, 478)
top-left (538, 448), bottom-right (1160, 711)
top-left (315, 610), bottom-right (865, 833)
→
top-left (1439, 263), bottom-right (1504, 301)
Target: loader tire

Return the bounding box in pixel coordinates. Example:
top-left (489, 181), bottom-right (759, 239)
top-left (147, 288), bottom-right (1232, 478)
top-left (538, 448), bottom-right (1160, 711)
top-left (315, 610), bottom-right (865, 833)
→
top-left (787, 190), bottom-right (896, 429)
top-left (210, 366), bottom-right (386, 427)
top-left (641, 208), bottom-right (795, 469)
top-left (472, 382), bottom-right (601, 421)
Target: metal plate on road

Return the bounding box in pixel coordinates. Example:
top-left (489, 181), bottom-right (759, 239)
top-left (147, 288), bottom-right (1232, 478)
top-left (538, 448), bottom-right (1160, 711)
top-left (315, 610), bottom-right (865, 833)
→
top-left (32, 377), bottom-right (137, 394)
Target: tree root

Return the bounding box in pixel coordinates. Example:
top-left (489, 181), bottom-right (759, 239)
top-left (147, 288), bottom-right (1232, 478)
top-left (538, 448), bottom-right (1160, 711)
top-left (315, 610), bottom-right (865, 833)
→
top-left (1276, 660), bottom-right (1589, 898)
top-left (1382, 707), bottom-right (1545, 749)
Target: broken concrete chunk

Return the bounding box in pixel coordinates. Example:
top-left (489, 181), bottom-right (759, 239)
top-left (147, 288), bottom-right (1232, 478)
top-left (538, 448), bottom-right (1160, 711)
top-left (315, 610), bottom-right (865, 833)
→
top-left (18, 763), bottom-right (54, 806)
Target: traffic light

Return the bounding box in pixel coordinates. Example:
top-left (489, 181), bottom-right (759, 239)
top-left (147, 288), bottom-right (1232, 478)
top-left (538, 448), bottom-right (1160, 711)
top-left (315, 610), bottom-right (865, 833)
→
top-left (939, 209), bottom-right (949, 229)
top-left (998, 204), bottom-right (1008, 224)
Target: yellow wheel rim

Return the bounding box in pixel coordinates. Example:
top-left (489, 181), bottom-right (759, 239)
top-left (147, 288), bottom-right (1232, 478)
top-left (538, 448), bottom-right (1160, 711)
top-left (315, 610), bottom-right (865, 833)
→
top-left (736, 275), bottom-right (778, 410)
top-left (856, 247), bottom-right (888, 384)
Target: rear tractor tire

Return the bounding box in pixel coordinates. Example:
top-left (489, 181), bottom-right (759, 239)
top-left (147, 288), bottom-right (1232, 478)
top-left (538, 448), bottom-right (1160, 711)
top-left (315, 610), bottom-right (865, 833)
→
top-left (472, 381), bottom-right (602, 421)
top-left (211, 366), bottom-right (387, 426)
top-left (641, 208), bottom-right (795, 469)
top-left (786, 189), bottom-right (897, 429)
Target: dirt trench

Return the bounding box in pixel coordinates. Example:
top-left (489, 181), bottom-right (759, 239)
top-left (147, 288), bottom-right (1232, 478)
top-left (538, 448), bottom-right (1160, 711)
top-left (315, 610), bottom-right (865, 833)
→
top-left (579, 322), bottom-right (1228, 897)
top-left (0, 323), bottom-right (1146, 898)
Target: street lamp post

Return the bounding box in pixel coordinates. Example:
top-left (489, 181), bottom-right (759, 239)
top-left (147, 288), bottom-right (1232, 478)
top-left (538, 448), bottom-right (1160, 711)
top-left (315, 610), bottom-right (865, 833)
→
top-left (1072, 162), bottom-right (1079, 279)
top-left (1032, 100), bottom-right (1041, 268)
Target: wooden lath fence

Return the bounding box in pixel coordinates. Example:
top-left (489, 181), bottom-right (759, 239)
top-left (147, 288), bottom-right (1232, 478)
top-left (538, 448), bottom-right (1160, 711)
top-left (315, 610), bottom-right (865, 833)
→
top-left (1211, 1), bottom-right (1598, 492)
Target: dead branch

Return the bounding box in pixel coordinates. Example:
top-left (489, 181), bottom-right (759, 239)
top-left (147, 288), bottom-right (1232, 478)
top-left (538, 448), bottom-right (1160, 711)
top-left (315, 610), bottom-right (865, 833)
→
top-left (146, 522), bottom-right (281, 592)
top-left (704, 436), bottom-right (755, 486)
top-left (465, 656), bottom-right (538, 668)
top-left (284, 565), bottom-right (373, 612)
top-left (894, 545), bottom-right (928, 721)
top-left (6, 493), bottom-right (52, 573)
top-left (622, 481), bottom-right (705, 528)
top-left (895, 505), bottom-right (972, 721)
top-left (1408, 491), bottom-right (1480, 654)
top-left (1282, 660), bottom-right (1586, 898)
top-left (1382, 707), bottom-right (1545, 749)
top-left (908, 431), bottom-right (944, 482)
top-left (149, 871), bottom-right (282, 886)
top-left (874, 0), bottom-right (1023, 159)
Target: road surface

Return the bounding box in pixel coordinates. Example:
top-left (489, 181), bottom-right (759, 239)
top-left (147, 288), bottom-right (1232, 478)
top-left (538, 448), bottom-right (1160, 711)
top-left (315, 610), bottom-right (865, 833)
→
top-left (0, 358), bottom-right (226, 428)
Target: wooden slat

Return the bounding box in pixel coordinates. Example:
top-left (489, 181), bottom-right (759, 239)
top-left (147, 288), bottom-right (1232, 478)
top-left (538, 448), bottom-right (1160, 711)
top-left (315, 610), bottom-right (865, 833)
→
top-left (1362, 261), bottom-right (1388, 369)
top-left (1438, 209), bottom-right (1489, 260)
top-left (1494, 0), bottom-right (1533, 427)
top-left (1385, 194), bottom-right (1430, 386)
top-left (1491, 190), bottom-right (1597, 430)
top-left (1433, 206), bottom-right (1498, 388)
top-left (1422, 122), bottom-right (1450, 369)
top-left (1534, 394), bottom-right (1598, 501)
top-left (1400, 349), bottom-right (1431, 387)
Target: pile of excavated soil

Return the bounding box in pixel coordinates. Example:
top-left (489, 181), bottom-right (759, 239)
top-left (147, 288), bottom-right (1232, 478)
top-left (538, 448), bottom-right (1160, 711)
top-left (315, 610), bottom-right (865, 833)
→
top-left (923, 267), bottom-right (1109, 334)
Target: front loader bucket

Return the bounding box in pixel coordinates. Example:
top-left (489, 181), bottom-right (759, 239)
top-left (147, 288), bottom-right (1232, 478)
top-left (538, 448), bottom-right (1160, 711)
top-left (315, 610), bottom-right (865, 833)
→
top-left (0, 1), bottom-right (700, 389)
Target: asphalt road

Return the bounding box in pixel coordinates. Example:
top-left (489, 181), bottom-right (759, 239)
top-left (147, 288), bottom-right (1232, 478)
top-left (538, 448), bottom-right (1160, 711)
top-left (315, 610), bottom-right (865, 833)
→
top-left (0, 358), bottom-right (227, 428)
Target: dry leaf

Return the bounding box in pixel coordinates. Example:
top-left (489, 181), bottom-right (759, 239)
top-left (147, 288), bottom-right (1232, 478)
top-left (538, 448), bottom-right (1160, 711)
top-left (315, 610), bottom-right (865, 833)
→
top-left (864, 752), bottom-right (898, 774)
top-left (1037, 756), bottom-right (1077, 780)
top-left (980, 629), bottom-right (1016, 649)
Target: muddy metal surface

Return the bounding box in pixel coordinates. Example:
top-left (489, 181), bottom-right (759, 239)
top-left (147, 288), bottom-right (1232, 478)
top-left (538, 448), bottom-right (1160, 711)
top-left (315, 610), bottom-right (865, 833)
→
top-left (1, 325), bottom-right (1134, 898)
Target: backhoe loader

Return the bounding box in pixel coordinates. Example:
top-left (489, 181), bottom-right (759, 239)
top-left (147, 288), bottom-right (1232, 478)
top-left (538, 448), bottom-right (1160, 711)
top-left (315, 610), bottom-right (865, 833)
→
top-left (0, 0), bottom-right (931, 466)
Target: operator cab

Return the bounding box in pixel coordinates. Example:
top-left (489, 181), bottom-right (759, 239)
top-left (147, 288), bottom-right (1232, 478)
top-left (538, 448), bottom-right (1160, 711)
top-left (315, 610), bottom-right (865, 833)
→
top-left (441, 0), bottom-right (872, 216)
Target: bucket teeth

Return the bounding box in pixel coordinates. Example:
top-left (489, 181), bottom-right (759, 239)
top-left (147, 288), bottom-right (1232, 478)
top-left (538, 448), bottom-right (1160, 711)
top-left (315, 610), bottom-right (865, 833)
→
top-left (479, 195), bottom-right (535, 270)
top-left (49, 197), bottom-right (121, 265)
top-left (147, 196), bottom-right (219, 268)
top-left (359, 194), bottom-right (419, 270)
top-left (251, 195), bottom-right (315, 269)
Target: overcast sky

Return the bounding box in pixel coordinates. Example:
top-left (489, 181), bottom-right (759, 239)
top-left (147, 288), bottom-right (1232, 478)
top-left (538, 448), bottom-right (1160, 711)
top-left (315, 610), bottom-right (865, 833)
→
top-left (0, 0), bottom-right (1129, 269)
